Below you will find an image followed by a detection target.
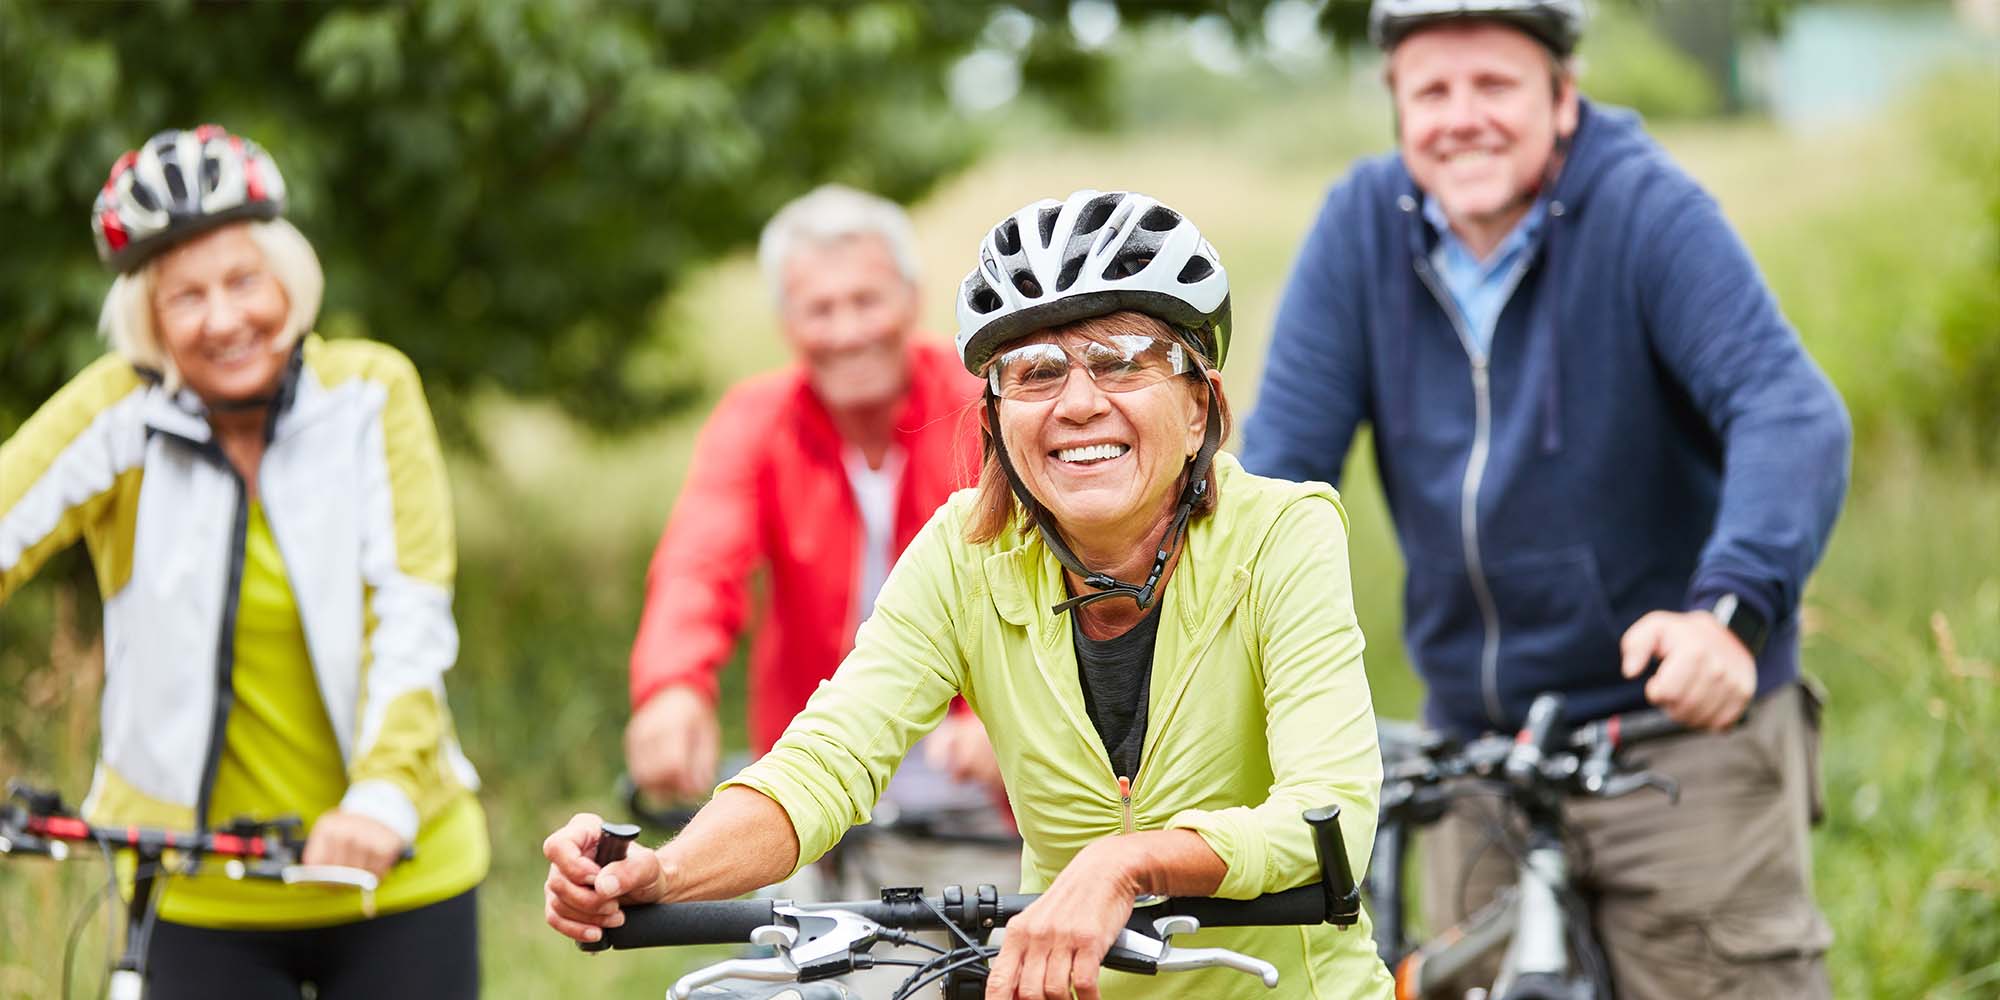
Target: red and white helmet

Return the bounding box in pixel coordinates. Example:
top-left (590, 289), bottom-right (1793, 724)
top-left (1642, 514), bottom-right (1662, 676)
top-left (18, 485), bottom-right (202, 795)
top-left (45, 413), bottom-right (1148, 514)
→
top-left (91, 125), bottom-right (287, 273)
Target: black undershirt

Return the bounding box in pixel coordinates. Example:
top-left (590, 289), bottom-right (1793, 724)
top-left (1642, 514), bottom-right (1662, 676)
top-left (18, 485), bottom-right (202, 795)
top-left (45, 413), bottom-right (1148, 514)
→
top-left (1072, 605), bottom-right (1162, 781)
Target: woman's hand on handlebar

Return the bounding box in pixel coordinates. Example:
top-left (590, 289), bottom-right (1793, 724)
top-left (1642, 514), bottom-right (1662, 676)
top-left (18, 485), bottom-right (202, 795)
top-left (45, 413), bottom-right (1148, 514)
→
top-left (983, 837), bottom-right (1140, 1000)
top-left (304, 810), bottom-right (404, 879)
top-left (543, 812), bottom-right (666, 943)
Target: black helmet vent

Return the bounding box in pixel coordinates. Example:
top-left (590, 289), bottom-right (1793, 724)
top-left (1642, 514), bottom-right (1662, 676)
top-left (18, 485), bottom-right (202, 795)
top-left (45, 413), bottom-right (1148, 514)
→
top-left (1103, 253), bottom-right (1154, 282)
top-left (969, 283), bottom-right (1002, 314)
top-left (1056, 253), bottom-right (1085, 293)
top-left (1075, 195), bottom-right (1117, 236)
top-left (161, 162), bottom-right (188, 204)
top-left (1013, 272), bottom-right (1043, 298)
top-left (1138, 206), bottom-right (1180, 232)
top-left (1176, 256), bottom-right (1214, 284)
top-left (1036, 206), bottom-right (1060, 247)
top-left (995, 218), bottom-right (1022, 255)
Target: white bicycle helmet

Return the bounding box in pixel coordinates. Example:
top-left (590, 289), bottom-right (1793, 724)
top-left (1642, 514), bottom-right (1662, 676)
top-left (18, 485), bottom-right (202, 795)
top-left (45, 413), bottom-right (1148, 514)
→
top-left (92, 125), bottom-right (287, 273)
top-left (955, 189), bottom-right (1230, 377)
top-left (1369, 0), bottom-right (1588, 55)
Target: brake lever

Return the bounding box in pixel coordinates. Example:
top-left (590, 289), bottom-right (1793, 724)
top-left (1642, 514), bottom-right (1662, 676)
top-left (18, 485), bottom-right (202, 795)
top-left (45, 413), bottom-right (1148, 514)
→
top-left (1597, 769), bottom-right (1679, 804)
top-left (669, 953), bottom-right (799, 1000)
top-left (1100, 914), bottom-right (1280, 988)
top-left (279, 864), bottom-right (380, 892)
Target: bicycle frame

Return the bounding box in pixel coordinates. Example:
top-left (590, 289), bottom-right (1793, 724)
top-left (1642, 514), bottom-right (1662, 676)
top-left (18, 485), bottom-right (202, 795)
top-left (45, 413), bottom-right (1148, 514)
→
top-left (1367, 695), bottom-right (1689, 1000)
top-left (1387, 831), bottom-right (1588, 1000)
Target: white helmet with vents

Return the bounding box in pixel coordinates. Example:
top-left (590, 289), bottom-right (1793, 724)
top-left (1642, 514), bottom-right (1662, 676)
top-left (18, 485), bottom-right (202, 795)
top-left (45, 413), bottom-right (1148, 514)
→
top-left (954, 190), bottom-right (1230, 376)
top-left (1369, 0), bottom-right (1588, 55)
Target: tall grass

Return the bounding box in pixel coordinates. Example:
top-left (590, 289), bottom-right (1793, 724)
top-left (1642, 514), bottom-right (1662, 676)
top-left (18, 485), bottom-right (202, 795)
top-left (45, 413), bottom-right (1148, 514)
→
top-left (4, 66), bottom-right (1996, 1000)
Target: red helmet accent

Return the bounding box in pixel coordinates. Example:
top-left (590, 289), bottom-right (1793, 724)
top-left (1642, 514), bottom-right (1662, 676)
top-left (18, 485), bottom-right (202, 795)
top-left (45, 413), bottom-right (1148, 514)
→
top-left (97, 210), bottom-right (128, 251)
top-left (90, 125), bottom-right (287, 272)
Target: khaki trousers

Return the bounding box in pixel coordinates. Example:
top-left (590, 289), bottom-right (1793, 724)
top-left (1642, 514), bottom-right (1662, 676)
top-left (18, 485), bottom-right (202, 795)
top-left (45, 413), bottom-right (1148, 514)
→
top-left (1420, 684), bottom-right (1833, 999)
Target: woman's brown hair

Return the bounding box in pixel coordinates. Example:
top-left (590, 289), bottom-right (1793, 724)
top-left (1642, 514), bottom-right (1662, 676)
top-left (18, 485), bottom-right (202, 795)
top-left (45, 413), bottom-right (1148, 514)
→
top-left (963, 310), bottom-right (1233, 545)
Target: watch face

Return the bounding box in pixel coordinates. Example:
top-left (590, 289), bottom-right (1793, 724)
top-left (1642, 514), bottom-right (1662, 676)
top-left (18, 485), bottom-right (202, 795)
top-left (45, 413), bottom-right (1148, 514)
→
top-left (1712, 594), bottom-right (1769, 656)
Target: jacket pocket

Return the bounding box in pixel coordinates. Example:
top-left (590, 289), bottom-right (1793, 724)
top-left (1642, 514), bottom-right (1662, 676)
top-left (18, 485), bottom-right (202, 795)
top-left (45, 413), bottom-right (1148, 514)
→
top-left (1701, 899), bottom-right (1833, 995)
top-left (1482, 545), bottom-right (1625, 717)
top-left (1798, 676), bottom-right (1828, 826)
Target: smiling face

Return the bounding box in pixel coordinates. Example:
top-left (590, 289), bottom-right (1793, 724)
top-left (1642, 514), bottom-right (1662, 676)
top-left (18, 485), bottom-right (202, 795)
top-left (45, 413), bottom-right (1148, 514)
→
top-left (150, 224), bottom-right (294, 406)
top-left (778, 233), bottom-right (919, 413)
top-left (992, 318), bottom-right (1212, 543)
top-left (1389, 21), bottom-right (1578, 238)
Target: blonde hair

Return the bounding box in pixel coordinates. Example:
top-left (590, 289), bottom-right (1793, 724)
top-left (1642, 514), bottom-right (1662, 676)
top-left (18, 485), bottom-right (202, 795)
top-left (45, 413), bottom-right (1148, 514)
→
top-left (97, 218), bottom-right (324, 391)
top-left (757, 184), bottom-right (920, 306)
top-left (964, 310), bottom-right (1232, 546)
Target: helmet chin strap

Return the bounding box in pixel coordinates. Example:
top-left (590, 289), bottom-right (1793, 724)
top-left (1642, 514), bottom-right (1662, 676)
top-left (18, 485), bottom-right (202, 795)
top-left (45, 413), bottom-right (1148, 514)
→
top-left (986, 380), bottom-right (1224, 617)
top-left (208, 394), bottom-right (277, 413)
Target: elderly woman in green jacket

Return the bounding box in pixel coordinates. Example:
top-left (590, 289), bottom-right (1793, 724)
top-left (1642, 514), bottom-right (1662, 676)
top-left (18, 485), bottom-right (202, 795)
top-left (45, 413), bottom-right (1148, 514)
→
top-left (546, 191), bottom-right (1394, 1000)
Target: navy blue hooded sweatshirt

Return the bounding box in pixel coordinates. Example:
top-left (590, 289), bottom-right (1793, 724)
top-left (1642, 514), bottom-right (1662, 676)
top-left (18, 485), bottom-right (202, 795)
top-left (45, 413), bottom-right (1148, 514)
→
top-left (1242, 100), bottom-right (1851, 739)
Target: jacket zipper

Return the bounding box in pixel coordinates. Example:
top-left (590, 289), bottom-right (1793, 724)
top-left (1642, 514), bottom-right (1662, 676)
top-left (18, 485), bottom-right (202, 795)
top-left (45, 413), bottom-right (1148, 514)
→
top-left (183, 392), bottom-right (290, 836)
top-left (1414, 256), bottom-right (1508, 728)
top-left (192, 451), bottom-right (251, 836)
top-left (1117, 775), bottom-right (1135, 835)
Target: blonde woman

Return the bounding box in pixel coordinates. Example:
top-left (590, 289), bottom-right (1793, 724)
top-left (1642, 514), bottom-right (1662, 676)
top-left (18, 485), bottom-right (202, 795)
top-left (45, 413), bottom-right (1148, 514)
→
top-left (1, 126), bottom-right (484, 999)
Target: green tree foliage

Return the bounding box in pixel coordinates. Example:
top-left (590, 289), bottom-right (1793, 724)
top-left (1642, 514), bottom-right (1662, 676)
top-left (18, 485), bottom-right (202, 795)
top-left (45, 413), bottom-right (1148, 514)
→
top-left (0, 0), bottom-right (1250, 435)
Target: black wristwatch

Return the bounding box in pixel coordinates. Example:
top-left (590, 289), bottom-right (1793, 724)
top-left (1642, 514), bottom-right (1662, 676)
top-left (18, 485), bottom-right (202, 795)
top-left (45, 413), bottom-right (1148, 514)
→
top-left (1708, 593), bottom-right (1770, 658)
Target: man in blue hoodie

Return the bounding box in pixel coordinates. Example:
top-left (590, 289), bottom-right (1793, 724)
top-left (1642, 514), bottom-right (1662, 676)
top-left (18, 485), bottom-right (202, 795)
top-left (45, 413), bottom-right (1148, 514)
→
top-left (1243, 2), bottom-right (1847, 995)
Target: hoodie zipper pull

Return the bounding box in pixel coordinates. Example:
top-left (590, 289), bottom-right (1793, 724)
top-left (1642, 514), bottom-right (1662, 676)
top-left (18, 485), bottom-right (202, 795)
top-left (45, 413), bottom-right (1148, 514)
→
top-left (1117, 775), bottom-right (1135, 835)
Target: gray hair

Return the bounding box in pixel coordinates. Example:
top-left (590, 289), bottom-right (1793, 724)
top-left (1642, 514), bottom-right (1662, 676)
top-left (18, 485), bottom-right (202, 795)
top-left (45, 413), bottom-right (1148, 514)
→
top-left (756, 184), bottom-right (920, 306)
top-left (97, 218), bottom-right (324, 392)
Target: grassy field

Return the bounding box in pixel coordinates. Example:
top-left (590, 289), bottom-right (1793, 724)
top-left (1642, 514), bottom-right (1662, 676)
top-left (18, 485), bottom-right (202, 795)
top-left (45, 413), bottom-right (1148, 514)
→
top-left (4, 70), bottom-right (1996, 998)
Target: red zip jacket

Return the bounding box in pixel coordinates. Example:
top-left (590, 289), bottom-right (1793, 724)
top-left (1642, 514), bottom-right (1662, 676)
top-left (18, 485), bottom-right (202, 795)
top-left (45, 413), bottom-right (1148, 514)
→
top-left (630, 338), bottom-right (983, 752)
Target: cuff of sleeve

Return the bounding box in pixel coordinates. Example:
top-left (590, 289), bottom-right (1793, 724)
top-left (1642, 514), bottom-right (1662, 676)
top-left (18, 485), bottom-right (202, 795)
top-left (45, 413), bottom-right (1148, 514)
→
top-left (339, 780), bottom-right (420, 844)
top-left (632, 672), bottom-right (719, 714)
top-left (1166, 807), bottom-right (1266, 900)
top-left (716, 773), bottom-right (820, 879)
top-left (1685, 574), bottom-right (1777, 625)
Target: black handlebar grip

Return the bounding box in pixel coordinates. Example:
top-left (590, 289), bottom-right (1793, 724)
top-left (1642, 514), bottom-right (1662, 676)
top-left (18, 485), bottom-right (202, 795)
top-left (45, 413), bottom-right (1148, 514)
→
top-left (598, 899), bottom-right (782, 950)
top-left (578, 822), bottom-right (644, 953)
top-left (1154, 883), bottom-right (1328, 928)
top-left (1302, 805), bottom-right (1361, 927)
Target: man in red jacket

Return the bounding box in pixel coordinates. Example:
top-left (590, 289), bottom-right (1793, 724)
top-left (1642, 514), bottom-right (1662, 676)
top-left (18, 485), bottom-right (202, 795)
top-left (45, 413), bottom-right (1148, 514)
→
top-left (625, 185), bottom-right (1008, 846)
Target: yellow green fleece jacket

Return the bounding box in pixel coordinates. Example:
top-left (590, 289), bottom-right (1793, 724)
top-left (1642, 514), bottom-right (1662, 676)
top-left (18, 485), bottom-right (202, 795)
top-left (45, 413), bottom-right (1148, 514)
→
top-left (726, 452), bottom-right (1395, 999)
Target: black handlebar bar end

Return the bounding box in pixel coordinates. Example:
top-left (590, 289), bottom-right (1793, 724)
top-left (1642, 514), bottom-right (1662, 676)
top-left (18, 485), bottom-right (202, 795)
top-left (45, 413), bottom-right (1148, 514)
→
top-left (1301, 805), bottom-right (1362, 928)
top-left (579, 822), bottom-right (645, 954)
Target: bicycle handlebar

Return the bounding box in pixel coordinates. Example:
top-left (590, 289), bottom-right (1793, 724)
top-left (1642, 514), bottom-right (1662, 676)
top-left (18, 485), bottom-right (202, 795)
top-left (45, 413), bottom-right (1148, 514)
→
top-left (1383, 696), bottom-right (1711, 792)
top-left (597, 801), bottom-right (1359, 954)
top-left (598, 881), bottom-right (1336, 952)
top-left (1, 780), bottom-right (414, 880)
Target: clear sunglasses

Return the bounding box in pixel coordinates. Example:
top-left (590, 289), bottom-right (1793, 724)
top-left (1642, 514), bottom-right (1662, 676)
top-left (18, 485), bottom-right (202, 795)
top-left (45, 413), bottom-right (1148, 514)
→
top-left (987, 334), bottom-right (1192, 402)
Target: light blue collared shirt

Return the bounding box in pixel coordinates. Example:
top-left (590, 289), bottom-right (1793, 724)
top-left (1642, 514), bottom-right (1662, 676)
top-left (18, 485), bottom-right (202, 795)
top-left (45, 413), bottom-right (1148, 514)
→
top-left (1423, 194), bottom-right (1546, 358)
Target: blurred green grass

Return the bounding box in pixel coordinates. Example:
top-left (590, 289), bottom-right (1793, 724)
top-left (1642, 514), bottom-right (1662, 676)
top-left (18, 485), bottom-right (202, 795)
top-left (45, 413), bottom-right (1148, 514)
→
top-left (5, 65), bottom-right (1997, 1000)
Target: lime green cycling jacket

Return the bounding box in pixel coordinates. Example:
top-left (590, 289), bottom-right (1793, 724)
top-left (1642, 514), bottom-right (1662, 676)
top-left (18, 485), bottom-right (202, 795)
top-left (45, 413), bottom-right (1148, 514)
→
top-left (726, 453), bottom-right (1395, 999)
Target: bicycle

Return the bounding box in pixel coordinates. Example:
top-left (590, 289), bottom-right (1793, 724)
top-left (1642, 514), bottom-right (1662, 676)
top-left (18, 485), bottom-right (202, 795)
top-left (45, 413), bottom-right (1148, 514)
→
top-left (581, 803), bottom-right (1363, 999)
top-left (0, 779), bottom-right (402, 1000)
top-left (1365, 693), bottom-right (1703, 1000)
